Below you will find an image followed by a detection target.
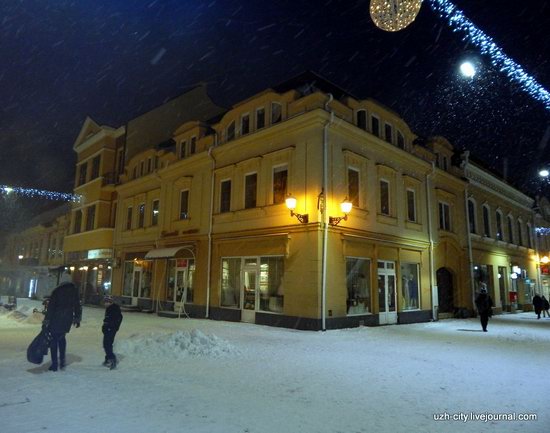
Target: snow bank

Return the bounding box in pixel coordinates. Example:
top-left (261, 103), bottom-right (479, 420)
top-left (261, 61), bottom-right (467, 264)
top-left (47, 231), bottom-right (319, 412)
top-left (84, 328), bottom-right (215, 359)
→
top-left (117, 328), bottom-right (239, 360)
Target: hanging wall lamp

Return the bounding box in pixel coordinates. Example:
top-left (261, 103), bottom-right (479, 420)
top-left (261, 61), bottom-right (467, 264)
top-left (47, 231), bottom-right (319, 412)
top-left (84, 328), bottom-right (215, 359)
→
top-left (329, 197), bottom-right (353, 226)
top-left (285, 194), bottom-right (309, 224)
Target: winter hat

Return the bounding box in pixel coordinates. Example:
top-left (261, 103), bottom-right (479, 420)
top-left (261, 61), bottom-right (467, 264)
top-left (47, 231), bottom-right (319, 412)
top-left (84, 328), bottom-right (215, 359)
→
top-left (103, 295), bottom-right (114, 303)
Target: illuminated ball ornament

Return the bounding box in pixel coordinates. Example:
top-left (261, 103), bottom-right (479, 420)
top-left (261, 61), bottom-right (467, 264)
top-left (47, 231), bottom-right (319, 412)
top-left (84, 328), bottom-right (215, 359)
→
top-left (459, 61), bottom-right (476, 78)
top-left (369, 0), bottom-right (423, 32)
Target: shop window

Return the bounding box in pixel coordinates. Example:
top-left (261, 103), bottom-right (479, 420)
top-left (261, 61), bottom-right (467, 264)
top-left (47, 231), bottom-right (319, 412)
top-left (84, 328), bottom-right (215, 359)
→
top-left (180, 190), bottom-right (189, 219)
top-left (220, 180), bottom-right (231, 213)
top-left (348, 168), bottom-right (359, 207)
top-left (400, 263), bottom-right (419, 310)
top-left (151, 200), bottom-right (159, 226)
top-left (138, 203), bottom-right (145, 228)
top-left (356, 109), bottom-right (367, 131)
top-left (407, 189), bottom-right (416, 222)
top-left (439, 202), bottom-right (451, 231)
top-left (122, 261), bottom-right (134, 297)
top-left (259, 257), bottom-right (284, 313)
top-left (380, 179), bottom-right (390, 215)
top-left (256, 107), bottom-right (265, 129)
top-left (244, 173), bottom-right (257, 209)
top-left (271, 102), bottom-right (282, 124)
top-left (346, 257), bottom-right (371, 315)
top-left (221, 258), bottom-right (241, 307)
top-left (167, 258), bottom-right (195, 303)
top-left (273, 166), bottom-right (288, 205)
top-left (86, 205), bottom-right (96, 231)
top-left (241, 114), bottom-right (250, 135)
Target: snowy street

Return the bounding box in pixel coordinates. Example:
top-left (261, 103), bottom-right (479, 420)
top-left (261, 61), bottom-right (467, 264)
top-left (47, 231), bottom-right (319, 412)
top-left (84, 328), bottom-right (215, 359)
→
top-left (1, 300), bottom-right (549, 433)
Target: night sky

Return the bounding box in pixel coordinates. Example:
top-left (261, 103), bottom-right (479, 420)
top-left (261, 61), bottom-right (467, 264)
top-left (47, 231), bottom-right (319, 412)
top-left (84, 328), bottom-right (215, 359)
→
top-left (1, 0), bottom-right (549, 236)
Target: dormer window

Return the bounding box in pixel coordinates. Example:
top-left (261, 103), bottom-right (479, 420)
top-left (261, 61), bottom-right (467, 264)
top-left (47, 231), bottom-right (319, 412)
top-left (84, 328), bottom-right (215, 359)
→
top-left (384, 123), bottom-right (393, 144)
top-left (357, 110), bottom-right (367, 131)
top-left (371, 116), bottom-right (380, 137)
top-left (256, 107), bottom-right (265, 129)
top-left (180, 140), bottom-right (187, 159)
top-left (241, 114), bottom-right (250, 135)
top-left (227, 121), bottom-right (235, 142)
top-left (190, 136), bottom-right (197, 155)
top-left (271, 102), bottom-right (282, 124)
top-left (397, 130), bottom-right (405, 149)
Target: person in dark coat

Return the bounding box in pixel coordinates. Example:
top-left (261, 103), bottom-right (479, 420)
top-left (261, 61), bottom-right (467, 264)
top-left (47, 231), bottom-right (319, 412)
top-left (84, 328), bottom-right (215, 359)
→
top-left (102, 295), bottom-right (123, 370)
top-left (43, 282), bottom-right (82, 371)
top-left (542, 296), bottom-right (550, 318)
top-left (475, 285), bottom-right (493, 332)
top-left (532, 294), bottom-right (543, 319)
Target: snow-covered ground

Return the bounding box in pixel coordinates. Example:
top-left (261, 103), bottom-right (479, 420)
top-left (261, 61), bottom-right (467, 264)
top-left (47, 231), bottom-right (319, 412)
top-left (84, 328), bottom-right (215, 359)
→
top-left (1, 299), bottom-right (549, 433)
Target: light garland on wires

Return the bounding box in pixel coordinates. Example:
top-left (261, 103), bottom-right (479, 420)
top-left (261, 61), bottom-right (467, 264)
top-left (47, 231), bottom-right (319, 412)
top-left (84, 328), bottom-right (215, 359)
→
top-left (1, 185), bottom-right (81, 203)
top-left (427, 0), bottom-right (550, 111)
top-left (535, 227), bottom-right (550, 236)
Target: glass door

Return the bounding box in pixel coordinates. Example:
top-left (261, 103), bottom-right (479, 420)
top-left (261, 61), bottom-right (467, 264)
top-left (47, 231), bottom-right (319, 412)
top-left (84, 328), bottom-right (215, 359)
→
top-left (241, 258), bottom-right (259, 323)
top-left (378, 261), bottom-right (397, 324)
top-left (131, 268), bottom-right (142, 306)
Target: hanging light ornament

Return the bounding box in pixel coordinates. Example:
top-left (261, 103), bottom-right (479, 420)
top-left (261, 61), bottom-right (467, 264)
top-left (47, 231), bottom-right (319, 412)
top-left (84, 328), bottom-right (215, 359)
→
top-left (370, 0), bottom-right (423, 32)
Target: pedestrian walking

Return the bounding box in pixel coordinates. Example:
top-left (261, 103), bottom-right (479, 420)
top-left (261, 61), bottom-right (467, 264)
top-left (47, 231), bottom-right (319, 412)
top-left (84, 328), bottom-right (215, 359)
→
top-left (43, 281), bottom-right (82, 371)
top-left (541, 295), bottom-right (550, 318)
top-left (102, 295), bottom-right (123, 370)
top-left (475, 285), bottom-right (493, 332)
top-left (532, 293), bottom-right (543, 319)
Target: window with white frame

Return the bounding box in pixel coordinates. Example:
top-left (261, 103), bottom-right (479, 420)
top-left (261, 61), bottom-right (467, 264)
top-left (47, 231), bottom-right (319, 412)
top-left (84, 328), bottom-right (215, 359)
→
top-left (439, 202), bottom-right (451, 231)
top-left (406, 188), bottom-right (416, 222)
top-left (483, 205), bottom-right (491, 237)
top-left (273, 165), bottom-right (288, 205)
top-left (380, 179), bottom-right (390, 215)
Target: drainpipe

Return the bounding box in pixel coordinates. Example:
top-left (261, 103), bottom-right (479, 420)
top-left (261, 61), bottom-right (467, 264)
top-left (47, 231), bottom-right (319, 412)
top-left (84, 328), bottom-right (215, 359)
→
top-left (321, 94), bottom-right (334, 331)
top-left (464, 186), bottom-right (476, 315)
top-left (426, 162), bottom-right (437, 320)
top-left (206, 144), bottom-right (216, 318)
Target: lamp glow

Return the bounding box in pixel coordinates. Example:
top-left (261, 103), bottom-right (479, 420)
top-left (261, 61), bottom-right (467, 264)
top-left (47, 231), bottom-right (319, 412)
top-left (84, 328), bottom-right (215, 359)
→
top-left (285, 195), bottom-right (297, 211)
top-left (539, 169), bottom-right (549, 178)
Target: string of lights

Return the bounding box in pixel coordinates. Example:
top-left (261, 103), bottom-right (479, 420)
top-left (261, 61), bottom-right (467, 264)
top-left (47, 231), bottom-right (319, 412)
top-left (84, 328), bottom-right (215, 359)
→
top-left (535, 227), bottom-right (550, 236)
top-left (428, 0), bottom-right (550, 111)
top-left (0, 185), bottom-right (80, 203)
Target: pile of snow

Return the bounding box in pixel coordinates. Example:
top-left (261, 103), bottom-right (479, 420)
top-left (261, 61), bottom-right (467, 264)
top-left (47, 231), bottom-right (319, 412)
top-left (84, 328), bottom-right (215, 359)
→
top-left (117, 328), bottom-right (239, 360)
top-left (0, 302), bottom-right (44, 324)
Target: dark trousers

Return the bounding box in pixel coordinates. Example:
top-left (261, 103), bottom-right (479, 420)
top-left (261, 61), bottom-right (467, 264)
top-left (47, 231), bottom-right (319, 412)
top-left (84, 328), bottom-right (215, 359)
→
top-left (49, 332), bottom-right (67, 366)
top-left (103, 331), bottom-right (117, 360)
top-left (479, 313), bottom-right (489, 331)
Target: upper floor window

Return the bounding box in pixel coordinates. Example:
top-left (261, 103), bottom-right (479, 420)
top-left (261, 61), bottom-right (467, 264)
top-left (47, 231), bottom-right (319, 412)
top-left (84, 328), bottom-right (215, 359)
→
top-left (468, 200), bottom-right (476, 233)
top-left (527, 223), bottom-right (533, 248)
top-left (483, 205), bottom-right (491, 237)
top-left (91, 155), bottom-right (101, 180)
top-left (180, 190), bottom-right (189, 219)
top-left (507, 216), bottom-right (514, 244)
top-left (151, 200), bottom-right (160, 226)
top-left (244, 173), bottom-right (257, 209)
top-left (371, 116), bottom-right (380, 138)
top-left (147, 158), bottom-right (152, 174)
top-left (117, 150), bottom-right (125, 175)
top-left (273, 165), bottom-right (288, 205)
top-left (126, 207), bottom-right (133, 231)
top-left (442, 156), bottom-right (448, 171)
top-left (241, 114), bottom-right (250, 135)
top-left (78, 163), bottom-right (87, 186)
top-left (396, 130), bottom-right (405, 149)
top-left (227, 121), bottom-right (235, 142)
top-left (86, 205), bottom-right (96, 231)
top-left (256, 107), bottom-right (265, 129)
top-left (380, 179), bottom-right (390, 215)
top-left (357, 110), bottom-right (367, 131)
top-left (384, 123), bottom-right (393, 144)
top-left (190, 137), bottom-right (197, 155)
top-left (180, 140), bottom-right (187, 159)
top-left (348, 168), bottom-right (359, 208)
top-left (73, 210), bottom-right (82, 234)
top-left (220, 180), bottom-right (231, 213)
top-left (140, 161), bottom-right (145, 176)
top-left (138, 203), bottom-right (145, 228)
top-left (271, 102), bottom-right (282, 124)
top-left (496, 211), bottom-right (503, 240)
top-left (133, 166), bottom-right (137, 179)
top-left (439, 202), bottom-right (451, 231)
top-left (517, 220), bottom-right (523, 246)
top-left (406, 189), bottom-right (416, 222)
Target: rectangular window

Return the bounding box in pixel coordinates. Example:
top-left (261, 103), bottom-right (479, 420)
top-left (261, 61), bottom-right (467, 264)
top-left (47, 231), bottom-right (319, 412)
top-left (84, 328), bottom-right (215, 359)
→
top-left (517, 221), bottom-right (523, 246)
top-left (439, 202), bottom-right (451, 231)
top-left (371, 116), bottom-right (380, 137)
top-left (138, 203), bottom-right (145, 228)
top-left (147, 158), bottom-right (152, 173)
top-left (151, 200), bottom-right (160, 226)
top-left (273, 166), bottom-right (288, 205)
top-left (91, 155), bottom-right (101, 180)
top-left (180, 190), bottom-right (189, 219)
top-left (380, 180), bottom-right (390, 215)
top-left (468, 201), bottom-right (476, 233)
top-left (241, 114), bottom-right (250, 135)
top-left (86, 205), bottom-right (96, 231)
top-left (133, 166), bottom-right (137, 179)
top-left (259, 256), bottom-right (284, 313)
top-left (244, 173), bottom-right (257, 209)
top-left (357, 110), bottom-right (367, 131)
top-left (78, 163), bottom-right (87, 186)
top-left (271, 102), bottom-right (282, 124)
top-left (348, 168), bottom-right (359, 207)
top-left (397, 130), bottom-right (405, 149)
top-left (220, 180), bottom-right (231, 213)
top-left (227, 122), bottom-right (235, 142)
top-left (406, 189), bottom-right (416, 222)
top-left (401, 263), bottom-right (420, 310)
top-left (221, 258), bottom-right (241, 307)
top-left (126, 207), bottom-right (133, 231)
top-left (140, 161), bottom-right (144, 176)
top-left (190, 136), bottom-right (197, 154)
top-left (73, 210), bottom-right (82, 234)
top-left (496, 212), bottom-right (503, 240)
top-left (527, 225), bottom-right (532, 248)
top-left (117, 150), bottom-right (125, 175)
top-left (346, 257), bottom-right (371, 315)
top-left (384, 123), bottom-right (393, 143)
top-left (483, 206), bottom-right (491, 237)
top-left (508, 216), bottom-right (514, 244)
top-left (180, 141), bottom-right (187, 159)
top-left (256, 107), bottom-right (265, 129)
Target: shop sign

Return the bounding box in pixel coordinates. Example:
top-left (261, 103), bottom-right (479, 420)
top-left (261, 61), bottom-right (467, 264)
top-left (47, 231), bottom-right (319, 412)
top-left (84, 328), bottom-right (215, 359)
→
top-left (87, 249), bottom-right (113, 260)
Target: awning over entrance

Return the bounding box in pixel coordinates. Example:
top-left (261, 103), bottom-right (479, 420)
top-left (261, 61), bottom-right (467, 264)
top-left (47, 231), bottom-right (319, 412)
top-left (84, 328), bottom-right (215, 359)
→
top-left (144, 245), bottom-right (194, 259)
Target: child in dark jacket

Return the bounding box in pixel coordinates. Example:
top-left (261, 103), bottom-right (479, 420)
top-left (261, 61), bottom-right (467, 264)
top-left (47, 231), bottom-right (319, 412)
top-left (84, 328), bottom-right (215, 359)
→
top-left (102, 295), bottom-right (123, 369)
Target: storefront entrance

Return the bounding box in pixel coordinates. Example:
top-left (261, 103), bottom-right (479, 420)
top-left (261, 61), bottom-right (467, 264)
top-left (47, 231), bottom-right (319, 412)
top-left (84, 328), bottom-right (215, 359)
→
top-left (241, 258), bottom-right (259, 323)
top-left (377, 261), bottom-right (397, 325)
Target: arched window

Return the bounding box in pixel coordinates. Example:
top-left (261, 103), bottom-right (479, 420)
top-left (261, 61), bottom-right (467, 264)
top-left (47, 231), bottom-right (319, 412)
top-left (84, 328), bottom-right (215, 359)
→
top-left (507, 215), bottom-right (514, 244)
top-left (482, 205), bottom-right (491, 237)
top-left (468, 199), bottom-right (476, 234)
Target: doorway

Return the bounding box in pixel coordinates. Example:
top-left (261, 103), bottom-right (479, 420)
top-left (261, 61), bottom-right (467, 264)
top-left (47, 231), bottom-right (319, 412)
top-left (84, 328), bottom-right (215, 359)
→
top-left (241, 258), bottom-right (259, 323)
top-left (436, 268), bottom-right (454, 314)
top-left (377, 261), bottom-right (397, 324)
